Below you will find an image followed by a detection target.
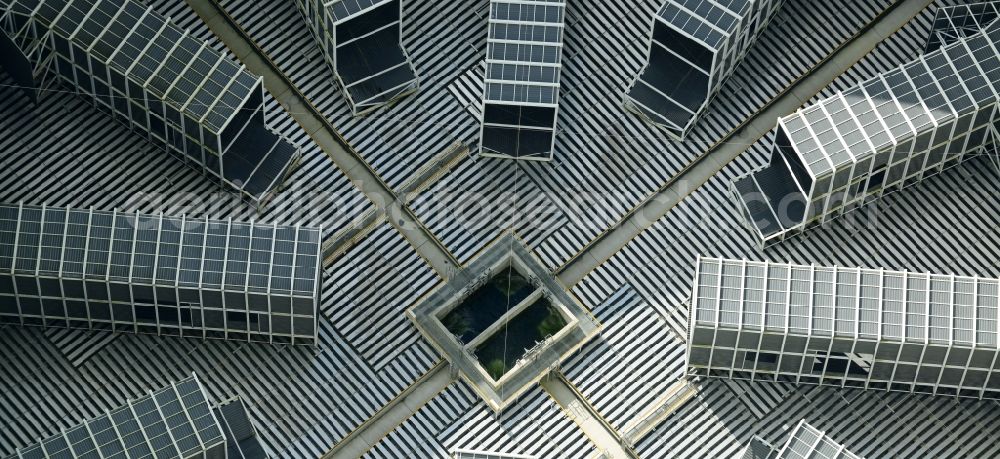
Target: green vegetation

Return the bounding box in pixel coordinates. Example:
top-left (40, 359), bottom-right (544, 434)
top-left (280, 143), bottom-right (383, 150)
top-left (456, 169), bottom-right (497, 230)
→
top-left (491, 267), bottom-right (531, 299)
top-left (474, 297), bottom-right (568, 381)
top-left (537, 305), bottom-right (567, 338)
top-left (441, 265), bottom-right (535, 342)
top-left (441, 308), bottom-right (471, 340)
top-left (485, 358), bottom-right (508, 380)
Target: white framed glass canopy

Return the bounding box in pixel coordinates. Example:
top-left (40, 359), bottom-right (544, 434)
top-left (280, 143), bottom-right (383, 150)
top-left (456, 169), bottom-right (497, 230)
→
top-left (688, 257), bottom-right (1000, 399)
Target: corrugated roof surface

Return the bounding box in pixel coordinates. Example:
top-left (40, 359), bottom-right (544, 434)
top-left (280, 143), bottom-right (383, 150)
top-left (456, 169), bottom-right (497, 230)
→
top-left (5, 0), bottom-right (1000, 458)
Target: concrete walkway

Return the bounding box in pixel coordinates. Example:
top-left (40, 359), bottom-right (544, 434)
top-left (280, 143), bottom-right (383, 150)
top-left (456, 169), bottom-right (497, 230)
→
top-left (620, 380), bottom-right (697, 446)
top-left (324, 364), bottom-right (453, 459)
top-left (540, 374), bottom-right (636, 459)
top-left (555, 0), bottom-right (937, 287)
top-left (320, 142), bottom-right (467, 265)
top-left (186, 0), bottom-right (461, 277)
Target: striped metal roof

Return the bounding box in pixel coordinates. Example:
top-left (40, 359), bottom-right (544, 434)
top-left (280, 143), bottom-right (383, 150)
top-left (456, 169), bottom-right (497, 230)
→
top-left (4, 0), bottom-right (1000, 458)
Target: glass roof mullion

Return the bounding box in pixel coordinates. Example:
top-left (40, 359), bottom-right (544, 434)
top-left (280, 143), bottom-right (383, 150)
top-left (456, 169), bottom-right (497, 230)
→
top-left (32, 204), bottom-right (45, 280)
top-left (64, 0), bottom-right (102, 44)
top-left (10, 202), bottom-right (22, 276)
top-left (196, 215), bottom-right (209, 306)
top-left (972, 278), bottom-right (979, 350)
top-left (102, 408), bottom-right (131, 459)
top-left (290, 224), bottom-right (302, 308)
top-left (329, 0), bottom-right (394, 25)
top-left (80, 420), bottom-right (107, 459)
top-left (151, 212), bottom-right (165, 330)
top-left (214, 74), bottom-right (260, 138)
top-left (193, 374), bottom-right (225, 447)
top-left (895, 68), bottom-right (937, 132)
top-left (817, 102), bottom-right (856, 167)
top-left (172, 378), bottom-right (208, 452)
top-left (242, 221), bottom-right (254, 332)
top-left (125, 398), bottom-right (155, 458)
top-left (148, 388), bottom-right (184, 458)
top-left (659, 2), bottom-right (728, 38)
top-left (333, 19), bottom-right (399, 47)
top-left (57, 205), bottom-right (70, 281)
top-left (142, 31), bottom-right (186, 100)
top-left (220, 218), bottom-right (233, 336)
top-left (857, 85), bottom-right (896, 149)
top-left (84, 0), bottom-right (129, 55)
top-left (939, 46), bottom-right (983, 110)
top-left (164, 40), bottom-right (209, 109)
top-left (82, 207), bottom-right (95, 326)
top-left (890, 67), bottom-right (937, 136)
top-left (834, 93), bottom-right (879, 162)
top-left (106, 8), bottom-right (151, 70)
top-left (127, 210), bottom-right (140, 287)
top-left (878, 74), bottom-right (920, 138)
top-left (181, 51), bottom-right (225, 115)
top-left (919, 58), bottom-right (960, 121)
top-left (123, 19), bottom-right (169, 79)
top-left (798, 112), bottom-right (840, 180)
top-left (265, 221), bottom-right (277, 344)
top-left (962, 38), bottom-right (1000, 99)
top-left (197, 65), bottom-right (242, 129)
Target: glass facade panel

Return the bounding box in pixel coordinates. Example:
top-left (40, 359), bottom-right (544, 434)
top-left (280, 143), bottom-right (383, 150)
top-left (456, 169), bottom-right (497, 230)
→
top-left (0, 203), bottom-right (320, 344)
top-left (689, 258), bottom-right (1000, 399)
top-left (2, 0), bottom-right (300, 208)
top-left (294, 0), bottom-right (417, 115)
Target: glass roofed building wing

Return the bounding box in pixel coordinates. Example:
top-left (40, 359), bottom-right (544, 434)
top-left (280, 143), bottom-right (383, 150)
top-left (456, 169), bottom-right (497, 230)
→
top-left (0, 0), bottom-right (301, 209)
top-left (731, 10), bottom-right (1000, 246)
top-left (479, 0), bottom-right (565, 161)
top-left (688, 257), bottom-right (1000, 399)
top-left (3, 375), bottom-right (227, 459)
top-left (625, 0), bottom-right (783, 140)
top-left (0, 203), bottom-right (322, 345)
top-left (925, 2), bottom-right (1000, 52)
top-left (294, 0), bottom-right (419, 116)
top-left (773, 420), bottom-right (862, 459)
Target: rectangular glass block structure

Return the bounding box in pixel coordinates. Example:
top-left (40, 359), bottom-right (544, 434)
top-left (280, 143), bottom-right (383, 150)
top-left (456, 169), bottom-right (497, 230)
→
top-left (731, 13), bottom-right (1000, 246)
top-left (625, 0), bottom-right (783, 140)
top-left (0, 0), bottom-right (301, 209)
top-left (478, 0), bottom-right (565, 161)
top-left (3, 375), bottom-right (228, 459)
top-left (688, 257), bottom-right (1000, 400)
top-left (293, 0), bottom-right (419, 115)
top-left (214, 398), bottom-right (267, 459)
top-left (773, 420), bottom-right (862, 459)
top-left (925, 2), bottom-right (1000, 52)
top-left (0, 203), bottom-right (322, 345)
